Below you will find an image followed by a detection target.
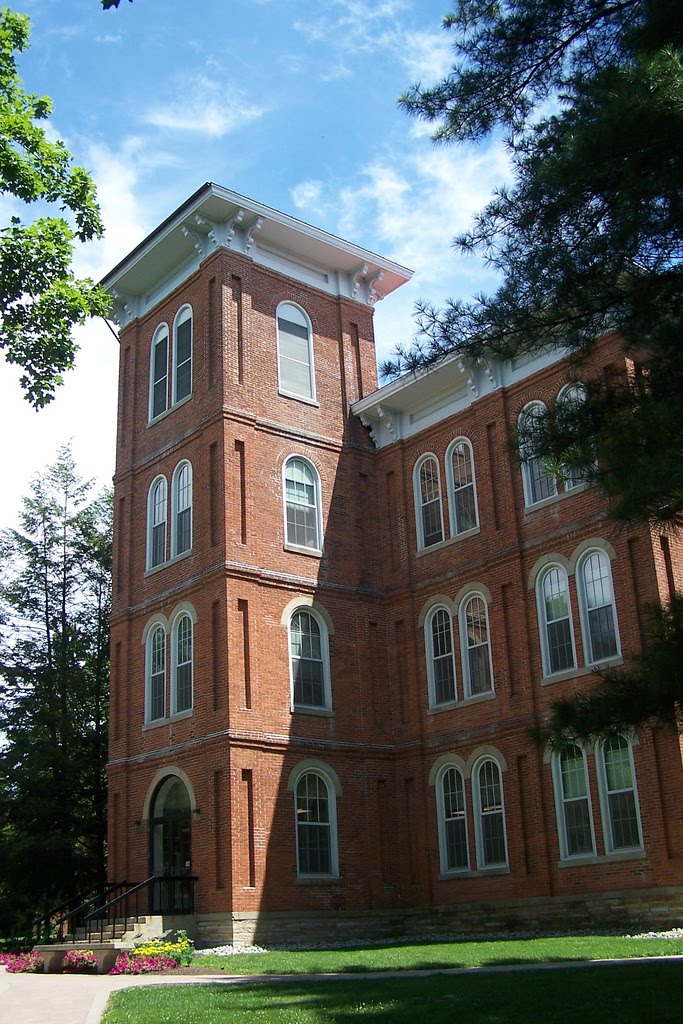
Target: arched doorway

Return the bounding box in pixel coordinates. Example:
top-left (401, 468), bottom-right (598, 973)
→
top-left (149, 775), bottom-right (192, 912)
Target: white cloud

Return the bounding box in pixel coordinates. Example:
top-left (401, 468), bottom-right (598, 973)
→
top-left (290, 179), bottom-right (325, 214)
top-left (295, 0), bottom-right (407, 54)
top-left (400, 28), bottom-right (453, 82)
top-left (142, 74), bottom-right (266, 138)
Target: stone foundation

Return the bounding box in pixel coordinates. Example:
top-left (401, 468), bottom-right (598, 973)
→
top-left (195, 887), bottom-right (683, 949)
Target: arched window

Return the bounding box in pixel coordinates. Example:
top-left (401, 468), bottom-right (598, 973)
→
top-left (426, 606), bottom-right (457, 707)
top-left (294, 770), bottom-right (338, 876)
top-left (552, 744), bottom-right (595, 858)
top-left (437, 766), bottom-right (469, 873)
top-left (597, 735), bottom-right (642, 852)
top-left (146, 623), bottom-right (166, 722)
top-left (577, 550), bottom-right (619, 664)
top-left (172, 461), bottom-right (192, 557)
top-left (149, 324), bottom-right (169, 420)
top-left (447, 438), bottom-right (478, 536)
top-left (277, 302), bottom-right (315, 401)
top-left (414, 455), bottom-right (444, 549)
top-left (473, 758), bottom-right (508, 868)
top-left (537, 565), bottom-right (576, 675)
top-left (147, 476), bottom-right (167, 569)
top-left (173, 306), bottom-right (192, 404)
top-left (283, 456), bottom-right (322, 552)
top-left (459, 593), bottom-right (493, 697)
top-left (289, 608), bottom-right (331, 710)
top-left (556, 383), bottom-right (589, 490)
top-left (171, 612), bottom-right (193, 715)
top-left (519, 402), bottom-right (558, 506)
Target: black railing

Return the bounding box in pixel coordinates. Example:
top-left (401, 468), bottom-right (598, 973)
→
top-left (81, 874), bottom-right (198, 943)
top-left (31, 881), bottom-right (122, 944)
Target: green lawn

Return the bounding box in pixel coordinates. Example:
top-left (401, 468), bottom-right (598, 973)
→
top-left (190, 933), bottom-right (683, 974)
top-left (102, 962), bottom-right (683, 1024)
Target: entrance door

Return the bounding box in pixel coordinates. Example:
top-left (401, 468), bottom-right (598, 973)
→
top-left (149, 776), bottom-right (192, 913)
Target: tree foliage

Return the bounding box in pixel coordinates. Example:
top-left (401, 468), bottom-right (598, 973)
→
top-left (0, 9), bottom-right (109, 408)
top-left (0, 448), bottom-right (111, 936)
top-left (393, 1), bottom-right (683, 741)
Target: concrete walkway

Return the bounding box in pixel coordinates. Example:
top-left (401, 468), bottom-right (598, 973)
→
top-left (2, 957), bottom-right (682, 1024)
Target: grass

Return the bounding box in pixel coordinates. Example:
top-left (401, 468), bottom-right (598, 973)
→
top-left (189, 933), bottom-right (683, 974)
top-left (102, 961), bottom-right (683, 1023)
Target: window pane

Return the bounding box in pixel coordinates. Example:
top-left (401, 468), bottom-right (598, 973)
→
top-left (420, 459), bottom-right (443, 546)
top-left (152, 335), bottom-right (168, 418)
top-left (174, 465), bottom-right (192, 555)
top-left (452, 443), bottom-right (477, 533)
top-left (291, 611), bottom-right (325, 707)
top-left (559, 746), bottom-right (594, 856)
top-left (543, 569), bottom-right (575, 673)
top-left (583, 553), bottom-right (617, 661)
top-left (175, 616), bottom-right (193, 712)
top-left (442, 768), bottom-right (468, 870)
top-left (296, 774), bottom-right (332, 874)
top-left (150, 627), bottom-right (165, 720)
top-left (478, 761), bottom-right (506, 866)
top-left (465, 596), bottom-right (492, 695)
top-left (150, 480), bottom-right (166, 567)
top-left (279, 315), bottom-right (313, 399)
top-left (285, 459), bottom-right (320, 549)
top-left (431, 609), bottom-right (456, 704)
top-left (602, 737), bottom-right (640, 850)
top-left (175, 316), bottom-right (192, 402)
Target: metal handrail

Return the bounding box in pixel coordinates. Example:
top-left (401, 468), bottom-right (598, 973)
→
top-left (31, 881), bottom-right (123, 944)
top-left (82, 874), bottom-right (198, 943)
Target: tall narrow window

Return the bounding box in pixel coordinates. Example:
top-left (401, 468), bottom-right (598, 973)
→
top-left (147, 477), bottom-right (167, 569)
top-left (415, 455), bottom-right (444, 549)
top-left (150, 325), bottom-right (169, 420)
top-left (172, 613), bottom-right (193, 714)
top-left (173, 306), bottom-right (193, 404)
top-left (538, 566), bottom-right (576, 675)
top-left (447, 439), bottom-right (478, 535)
top-left (295, 771), bottom-right (337, 876)
top-left (553, 745), bottom-right (595, 858)
top-left (460, 594), bottom-right (493, 696)
top-left (284, 457), bottom-right (322, 551)
top-left (578, 550), bottom-right (619, 663)
top-left (598, 735), bottom-right (642, 852)
top-left (172, 461), bottom-right (192, 557)
top-left (147, 624), bottom-right (166, 722)
top-left (519, 402), bottom-right (558, 506)
top-left (557, 383), bottom-right (589, 490)
top-left (289, 608), bottom-right (330, 709)
top-left (474, 758), bottom-right (508, 868)
top-left (438, 766), bottom-right (469, 872)
top-left (427, 606), bottom-right (457, 706)
top-left (277, 302), bottom-right (315, 401)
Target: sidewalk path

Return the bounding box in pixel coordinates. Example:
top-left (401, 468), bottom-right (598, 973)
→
top-left (2, 957), bottom-right (682, 1024)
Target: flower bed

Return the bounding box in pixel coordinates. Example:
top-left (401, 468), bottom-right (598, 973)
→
top-left (109, 951), bottom-right (178, 975)
top-left (61, 948), bottom-right (98, 973)
top-left (0, 951), bottom-right (44, 973)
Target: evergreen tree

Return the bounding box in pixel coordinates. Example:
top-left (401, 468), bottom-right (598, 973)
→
top-left (0, 448), bottom-right (111, 935)
top-left (389, 1), bottom-right (683, 740)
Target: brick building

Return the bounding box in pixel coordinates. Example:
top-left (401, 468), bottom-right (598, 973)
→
top-left (104, 183), bottom-right (683, 946)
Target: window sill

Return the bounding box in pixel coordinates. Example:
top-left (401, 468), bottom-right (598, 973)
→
top-left (462, 689), bottom-right (496, 706)
top-left (284, 543), bottom-right (323, 559)
top-left (427, 699), bottom-right (459, 715)
top-left (296, 875), bottom-right (341, 885)
top-left (558, 849), bottom-right (645, 868)
top-left (416, 526), bottom-right (480, 558)
top-left (278, 389), bottom-right (319, 408)
top-left (147, 392), bottom-right (192, 427)
top-left (292, 705), bottom-right (334, 717)
top-left (145, 548), bottom-right (191, 577)
top-left (438, 867), bottom-right (510, 880)
top-left (143, 708), bottom-right (194, 731)
top-left (523, 482), bottom-right (588, 513)
top-left (541, 657), bottom-right (623, 686)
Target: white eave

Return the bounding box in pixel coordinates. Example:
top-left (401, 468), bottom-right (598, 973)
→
top-left (101, 182), bottom-right (413, 327)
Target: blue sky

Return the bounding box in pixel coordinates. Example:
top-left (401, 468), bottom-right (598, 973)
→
top-left (1, 0), bottom-right (509, 529)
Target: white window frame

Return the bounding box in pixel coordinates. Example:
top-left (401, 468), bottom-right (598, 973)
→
top-left (283, 455), bottom-right (323, 553)
top-left (147, 475), bottom-right (167, 570)
top-left (436, 764), bottom-right (470, 874)
top-left (425, 605), bottom-right (458, 708)
top-left (292, 767), bottom-right (339, 878)
top-left (172, 304), bottom-right (193, 405)
top-left (596, 735), bottom-right (643, 854)
top-left (276, 301), bottom-right (316, 402)
top-left (459, 592), bottom-right (494, 698)
top-left (413, 454), bottom-right (445, 550)
top-left (519, 401), bottom-right (558, 507)
top-left (551, 744), bottom-right (597, 860)
top-left (536, 564), bottom-right (577, 677)
top-left (556, 383), bottom-right (589, 490)
top-left (149, 324), bottom-right (169, 421)
top-left (288, 606), bottom-right (332, 711)
top-left (576, 549), bottom-right (621, 666)
top-left (445, 437), bottom-right (479, 537)
top-left (472, 757), bottom-right (509, 870)
top-left (171, 460), bottom-right (193, 558)
top-left (170, 610), bottom-right (194, 716)
top-left (145, 621), bottom-right (167, 723)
